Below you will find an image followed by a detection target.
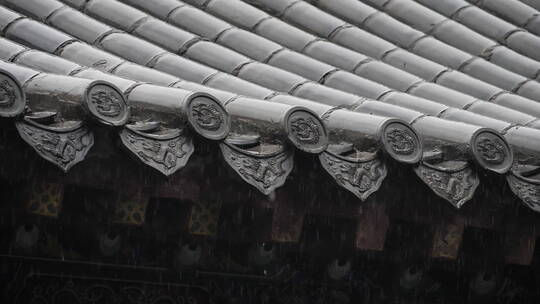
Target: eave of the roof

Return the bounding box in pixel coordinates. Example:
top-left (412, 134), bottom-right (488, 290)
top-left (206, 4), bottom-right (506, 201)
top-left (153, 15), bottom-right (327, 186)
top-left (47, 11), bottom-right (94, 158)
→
top-left (0, 0), bottom-right (540, 212)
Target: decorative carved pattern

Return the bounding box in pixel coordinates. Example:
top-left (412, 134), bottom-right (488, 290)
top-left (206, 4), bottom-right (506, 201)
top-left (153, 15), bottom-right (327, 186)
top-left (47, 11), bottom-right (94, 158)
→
top-left (0, 73), bottom-right (25, 117)
top-left (8, 271), bottom-right (350, 304)
top-left (287, 110), bottom-right (326, 153)
top-left (119, 127), bottom-right (194, 176)
top-left (289, 117), bottom-right (321, 145)
top-left (12, 274), bottom-right (208, 304)
top-left (90, 90), bottom-right (122, 117)
top-left (0, 79), bottom-right (16, 107)
top-left (472, 131), bottom-right (511, 173)
top-left (189, 200), bottom-right (222, 236)
top-left (414, 162), bottom-right (479, 208)
top-left (188, 96), bottom-right (229, 140)
top-left (191, 103), bottom-right (223, 131)
top-left (87, 84), bottom-right (128, 125)
top-left (89, 90), bottom-right (122, 117)
top-left (220, 143), bottom-right (294, 195)
top-left (475, 137), bottom-right (506, 165)
top-left (507, 173), bottom-right (540, 212)
top-left (114, 198), bottom-right (149, 226)
top-left (319, 152), bottom-right (387, 201)
top-left (15, 121), bottom-right (94, 172)
top-left (384, 128), bottom-right (416, 155)
top-left (26, 183), bottom-right (64, 218)
top-left (382, 122), bottom-right (421, 164)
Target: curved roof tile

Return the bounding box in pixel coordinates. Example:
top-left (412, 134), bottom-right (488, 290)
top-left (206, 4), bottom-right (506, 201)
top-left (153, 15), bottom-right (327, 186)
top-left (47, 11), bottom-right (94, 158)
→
top-left (164, 0), bottom-right (540, 119)
top-left (364, 0), bottom-right (540, 80)
top-left (415, 0), bottom-right (540, 62)
top-left (1, 0), bottom-right (540, 212)
top-left (229, 0), bottom-right (540, 103)
top-left (309, 0), bottom-right (540, 101)
top-left (469, 0), bottom-right (540, 37)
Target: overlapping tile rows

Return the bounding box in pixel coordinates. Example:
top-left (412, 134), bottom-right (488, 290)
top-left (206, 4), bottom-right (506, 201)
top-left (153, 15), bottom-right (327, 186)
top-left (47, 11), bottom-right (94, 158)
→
top-left (1, 0), bottom-right (540, 213)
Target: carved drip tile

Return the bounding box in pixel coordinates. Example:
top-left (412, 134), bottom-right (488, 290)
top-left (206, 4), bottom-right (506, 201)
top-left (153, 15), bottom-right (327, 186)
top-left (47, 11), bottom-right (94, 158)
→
top-left (414, 161), bottom-right (479, 208)
top-left (506, 167), bottom-right (540, 213)
top-left (188, 200), bottom-right (222, 236)
top-left (26, 182), bottom-right (64, 218)
top-left (119, 122), bottom-right (194, 176)
top-left (15, 114), bottom-right (94, 172)
top-left (114, 197), bottom-right (149, 226)
top-left (319, 151), bottom-right (387, 201)
top-left (220, 142), bottom-right (294, 195)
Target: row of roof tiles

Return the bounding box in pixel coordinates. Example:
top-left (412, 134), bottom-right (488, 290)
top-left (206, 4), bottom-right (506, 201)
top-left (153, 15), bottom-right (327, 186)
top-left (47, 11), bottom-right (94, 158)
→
top-left (0, 0), bottom-right (539, 212)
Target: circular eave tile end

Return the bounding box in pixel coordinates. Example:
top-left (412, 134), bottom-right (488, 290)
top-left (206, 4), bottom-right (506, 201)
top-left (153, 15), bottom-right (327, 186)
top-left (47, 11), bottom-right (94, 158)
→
top-left (187, 94), bottom-right (230, 141)
top-left (381, 121), bottom-right (423, 164)
top-left (86, 82), bottom-right (130, 126)
top-left (286, 109), bottom-right (328, 154)
top-left (471, 129), bottom-right (513, 174)
top-left (0, 71), bottom-right (26, 118)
